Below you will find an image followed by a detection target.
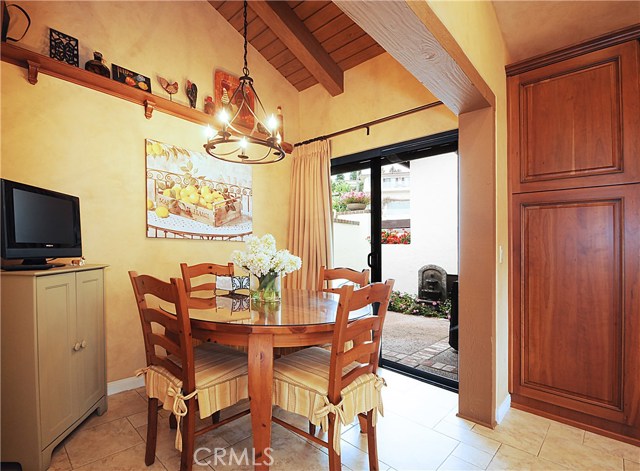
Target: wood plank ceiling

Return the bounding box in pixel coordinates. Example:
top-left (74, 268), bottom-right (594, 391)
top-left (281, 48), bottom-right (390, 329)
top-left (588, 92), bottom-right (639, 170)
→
top-left (208, 1), bottom-right (386, 96)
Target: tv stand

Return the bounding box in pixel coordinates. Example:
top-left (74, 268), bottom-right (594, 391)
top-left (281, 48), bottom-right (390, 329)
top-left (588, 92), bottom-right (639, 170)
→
top-left (1, 265), bottom-right (107, 470)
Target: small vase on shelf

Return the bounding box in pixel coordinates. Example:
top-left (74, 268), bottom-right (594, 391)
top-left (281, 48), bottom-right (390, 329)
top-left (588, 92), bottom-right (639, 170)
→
top-left (250, 271), bottom-right (281, 303)
top-left (84, 51), bottom-right (110, 78)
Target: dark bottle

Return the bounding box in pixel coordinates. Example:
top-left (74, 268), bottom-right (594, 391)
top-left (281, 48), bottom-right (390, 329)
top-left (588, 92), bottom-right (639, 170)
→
top-left (84, 51), bottom-right (110, 78)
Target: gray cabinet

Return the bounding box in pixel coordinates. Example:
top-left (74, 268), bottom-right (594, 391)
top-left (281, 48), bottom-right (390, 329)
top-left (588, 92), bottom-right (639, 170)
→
top-left (1, 265), bottom-right (107, 470)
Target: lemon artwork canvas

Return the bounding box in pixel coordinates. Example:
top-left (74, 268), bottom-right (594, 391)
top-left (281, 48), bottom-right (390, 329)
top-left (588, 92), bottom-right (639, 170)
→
top-left (145, 139), bottom-right (252, 240)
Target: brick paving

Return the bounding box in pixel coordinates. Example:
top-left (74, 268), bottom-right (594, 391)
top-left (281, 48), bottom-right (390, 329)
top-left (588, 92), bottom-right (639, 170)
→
top-left (382, 338), bottom-right (458, 378)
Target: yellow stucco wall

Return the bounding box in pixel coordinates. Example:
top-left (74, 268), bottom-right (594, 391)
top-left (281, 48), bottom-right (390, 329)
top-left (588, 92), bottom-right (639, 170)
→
top-left (1, 1), bottom-right (299, 382)
top-left (427, 0), bottom-right (510, 419)
top-left (298, 53), bottom-right (458, 157)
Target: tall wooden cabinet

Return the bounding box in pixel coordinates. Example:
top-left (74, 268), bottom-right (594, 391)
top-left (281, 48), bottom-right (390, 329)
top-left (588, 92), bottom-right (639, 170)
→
top-left (1, 265), bottom-right (108, 470)
top-left (507, 28), bottom-right (640, 445)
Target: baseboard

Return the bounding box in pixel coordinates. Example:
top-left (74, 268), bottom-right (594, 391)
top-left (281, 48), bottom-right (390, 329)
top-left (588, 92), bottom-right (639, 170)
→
top-left (496, 393), bottom-right (511, 424)
top-left (107, 375), bottom-right (144, 396)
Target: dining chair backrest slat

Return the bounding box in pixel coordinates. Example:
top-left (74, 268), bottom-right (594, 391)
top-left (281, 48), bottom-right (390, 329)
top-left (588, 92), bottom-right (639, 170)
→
top-left (129, 271), bottom-right (196, 392)
top-left (327, 280), bottom-right (394, 403)
top-left (180, 262), bottom-right (234, 293)
top-left (318, 266), bottom-right (370, 293)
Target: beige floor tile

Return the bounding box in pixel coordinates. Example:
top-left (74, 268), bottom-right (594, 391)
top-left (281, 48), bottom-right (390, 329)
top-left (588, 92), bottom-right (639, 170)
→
top-left (539, 433), bottom-right (624, 470)
top-left (438, 455), bottom-right (482, 470)
top-left (342, 411), bottom-right (459, 470)
top-left (47, 444), bottom-right (71, 471)
top-left (437, 411), bottom-right (476, 431)
top-left (625, 459), bottom-right (640, 471)
top-left (472, 409), bottom-right (549, 455)
top-left (583, 432), bottom-right (640, 463)
top-left (337, 438), bottom-right (393, 471)
top-left (378, 368), bottom-right (425, 392)
top-left (451, 442), bottom-right (494, 469)
top-left (433, 421), bottom-right (501, 455)
top-left (545, 422), bottom-right (585, 443)
top-left (81, 390), bottom-right (148, 429)
top-left (137, 411), bottom-right (232, 470)
top-left (212, 423), bottom-right (330, 471)
top-left (73, 442), bottom-right (167, 470)
top-left (210, 413), bottom-right (254, 448)
top-left (487, 444), bottom-right (567, 470)
top-left (384, 384), bottom-right (458, 428)
top-left (127, 410), bottom-right (150, 428)
top-left (64, 417), bottom-right (143, 468)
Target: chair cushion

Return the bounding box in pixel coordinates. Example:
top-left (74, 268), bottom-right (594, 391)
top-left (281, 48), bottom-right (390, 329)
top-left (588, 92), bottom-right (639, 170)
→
top-left (139, 342), bottom-right (249, 420)
top-left (273, 346), bottom-right (385, 454)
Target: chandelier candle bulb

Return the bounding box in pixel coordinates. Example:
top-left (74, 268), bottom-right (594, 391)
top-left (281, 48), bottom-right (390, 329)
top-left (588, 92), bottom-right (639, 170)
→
top-left (203, 0), bottom-right (285, 164)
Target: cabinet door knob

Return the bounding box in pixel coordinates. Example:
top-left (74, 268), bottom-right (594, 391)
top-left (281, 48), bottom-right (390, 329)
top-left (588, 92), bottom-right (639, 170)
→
top-left (81, 340), bottom-right (87, 349)
top-left (73, 342), bottom-right (81, 351)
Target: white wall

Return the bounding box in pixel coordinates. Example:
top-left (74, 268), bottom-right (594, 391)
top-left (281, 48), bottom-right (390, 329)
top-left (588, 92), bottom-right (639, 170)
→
top-left (334, 152), bottom-right (458, 294)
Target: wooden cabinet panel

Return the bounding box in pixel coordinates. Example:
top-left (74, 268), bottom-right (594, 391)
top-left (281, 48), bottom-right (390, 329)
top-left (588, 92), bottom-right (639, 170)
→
top-left (512, 185), bottom-right (640, 439)
top-left (523, 61), bottom-right (621, 179)
top-left (509, 40), bottom-right (639, 193)
top-left (74, 270), bottom-right (106, 417)
top-left (36, 273), bottom-right (77, 446)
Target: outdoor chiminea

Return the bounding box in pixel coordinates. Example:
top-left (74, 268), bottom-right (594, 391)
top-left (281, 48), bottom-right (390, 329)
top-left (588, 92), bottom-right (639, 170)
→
top-left (418, 264), bottom-right (447, 302)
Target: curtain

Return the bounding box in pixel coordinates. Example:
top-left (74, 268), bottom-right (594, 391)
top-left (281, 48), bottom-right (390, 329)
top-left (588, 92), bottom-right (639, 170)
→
top-left (285, 140), bottom-right (333, 289)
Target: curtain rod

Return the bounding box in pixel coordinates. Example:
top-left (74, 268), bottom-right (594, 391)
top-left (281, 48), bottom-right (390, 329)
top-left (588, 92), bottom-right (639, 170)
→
top-left (294, 100), bottom-right (444, 148)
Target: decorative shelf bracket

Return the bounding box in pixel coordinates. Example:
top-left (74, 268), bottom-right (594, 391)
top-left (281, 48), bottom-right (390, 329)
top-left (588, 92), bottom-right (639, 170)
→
top-left (26, 60), bottom-right (40, 85)
top-left (144, 99), bottom-right (155, 119)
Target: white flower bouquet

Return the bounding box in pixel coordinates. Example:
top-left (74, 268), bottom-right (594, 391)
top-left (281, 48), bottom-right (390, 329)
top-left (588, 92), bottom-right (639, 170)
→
top-left (232, 234), bottom-right (301, 302)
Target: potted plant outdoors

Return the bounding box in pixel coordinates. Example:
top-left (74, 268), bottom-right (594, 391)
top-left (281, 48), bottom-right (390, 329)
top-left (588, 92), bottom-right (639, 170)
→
top-left (341, 191), bottom-right (370, 211)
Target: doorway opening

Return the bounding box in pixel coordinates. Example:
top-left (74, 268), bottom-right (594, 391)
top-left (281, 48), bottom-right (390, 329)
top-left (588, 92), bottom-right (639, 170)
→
top-left (331, 130), bottom-right (459, 390)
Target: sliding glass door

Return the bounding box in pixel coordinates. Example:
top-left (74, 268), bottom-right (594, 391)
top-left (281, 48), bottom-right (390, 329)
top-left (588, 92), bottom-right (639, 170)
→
top-left (331, 131), bottom-right (459, 390)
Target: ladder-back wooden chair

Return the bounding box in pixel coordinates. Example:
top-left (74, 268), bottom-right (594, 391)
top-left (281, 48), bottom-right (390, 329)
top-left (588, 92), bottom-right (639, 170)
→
top-left (272, 280), bottom-right (395, 471)
top-left (318, 266), bottom-right (370, 293)
top-left (129, 272), bottom-right (249, 471)
top-left (180, 262), bottom-right (234, 293)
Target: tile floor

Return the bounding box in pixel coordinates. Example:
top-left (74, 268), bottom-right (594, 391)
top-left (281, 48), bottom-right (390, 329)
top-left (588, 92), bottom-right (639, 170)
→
top-left (45, 368), bottom-right (639, 470)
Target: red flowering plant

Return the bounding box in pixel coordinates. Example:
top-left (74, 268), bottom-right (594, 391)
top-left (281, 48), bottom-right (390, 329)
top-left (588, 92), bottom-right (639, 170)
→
top-left (381, 229), bottom-right (411, 244)
top-left (340, 191), bottom-right (370, 205)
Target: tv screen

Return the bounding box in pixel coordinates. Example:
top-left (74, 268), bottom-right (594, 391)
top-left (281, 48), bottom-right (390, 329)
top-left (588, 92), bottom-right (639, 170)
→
top-left (1, 178), bottom-right (82, 269)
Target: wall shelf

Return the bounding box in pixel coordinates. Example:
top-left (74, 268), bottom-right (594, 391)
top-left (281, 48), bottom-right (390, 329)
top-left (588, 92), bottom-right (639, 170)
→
top-left (1, 42), bottom-right (293, 153)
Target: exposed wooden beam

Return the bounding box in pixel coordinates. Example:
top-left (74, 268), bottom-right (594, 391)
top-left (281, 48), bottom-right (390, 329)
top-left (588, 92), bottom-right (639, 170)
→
top-left (250, 0), bottom-right (344, 96)
top-left (335, 0), bottom-right (493, 114)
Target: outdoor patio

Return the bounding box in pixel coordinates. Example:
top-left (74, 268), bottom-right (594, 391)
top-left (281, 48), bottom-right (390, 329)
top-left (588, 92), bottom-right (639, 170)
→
top-left (381, 311), bottom-right (458, 381)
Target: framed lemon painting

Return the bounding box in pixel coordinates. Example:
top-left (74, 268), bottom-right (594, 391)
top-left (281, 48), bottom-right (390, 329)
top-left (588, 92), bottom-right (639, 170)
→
top-left (145, 139), bottom-right (253, 240)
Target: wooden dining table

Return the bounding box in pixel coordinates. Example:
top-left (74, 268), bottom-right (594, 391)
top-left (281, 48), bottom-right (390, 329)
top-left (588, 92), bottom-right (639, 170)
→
top-left (178, 288), bottom-right (371, 470)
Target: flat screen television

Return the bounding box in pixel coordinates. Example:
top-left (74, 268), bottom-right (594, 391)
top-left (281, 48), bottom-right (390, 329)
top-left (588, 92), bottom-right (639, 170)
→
top-left (1, 178), bottom-right (82, 270)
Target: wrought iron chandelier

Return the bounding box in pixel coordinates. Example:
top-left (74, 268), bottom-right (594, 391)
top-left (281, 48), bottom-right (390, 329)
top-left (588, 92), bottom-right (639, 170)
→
top-left (204, 0), bottom-right (284, 164)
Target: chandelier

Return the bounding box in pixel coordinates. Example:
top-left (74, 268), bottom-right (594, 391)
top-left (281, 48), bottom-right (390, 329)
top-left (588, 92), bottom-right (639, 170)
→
top-left (204, 0), bottom-right (284, 164)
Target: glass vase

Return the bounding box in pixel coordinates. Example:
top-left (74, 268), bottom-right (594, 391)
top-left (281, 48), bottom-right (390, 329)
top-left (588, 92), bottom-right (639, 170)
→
top-left (250, 272), bottom-right (281, 303)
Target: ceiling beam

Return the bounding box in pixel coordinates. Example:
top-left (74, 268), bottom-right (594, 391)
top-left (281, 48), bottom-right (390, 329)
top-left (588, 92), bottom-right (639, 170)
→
top-left (250, 1), bottom-right (344, 96)
top-left (335, 0), bottom-right (493, 114)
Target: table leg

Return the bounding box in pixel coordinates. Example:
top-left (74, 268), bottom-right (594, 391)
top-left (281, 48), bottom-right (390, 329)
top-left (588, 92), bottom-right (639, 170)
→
top-left (248, 333), bottom-right (274, 470)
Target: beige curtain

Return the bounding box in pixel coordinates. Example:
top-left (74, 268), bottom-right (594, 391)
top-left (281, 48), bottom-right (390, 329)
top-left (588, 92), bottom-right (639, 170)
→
top-left (285, 140), bottom-right (333, 289)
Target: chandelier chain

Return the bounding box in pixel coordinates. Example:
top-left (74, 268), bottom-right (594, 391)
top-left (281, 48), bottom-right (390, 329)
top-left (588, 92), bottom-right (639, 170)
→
top-left (242, 0), bottom-right (249, 77)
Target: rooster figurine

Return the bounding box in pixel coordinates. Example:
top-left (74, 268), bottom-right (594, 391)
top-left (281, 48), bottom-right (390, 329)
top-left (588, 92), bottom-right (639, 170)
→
top-left (158, 76), bottom-right (178, 101)
top-left (186, 81), bottom-right (198, 109)
top-left (204, 96), bottom-right (215, 115)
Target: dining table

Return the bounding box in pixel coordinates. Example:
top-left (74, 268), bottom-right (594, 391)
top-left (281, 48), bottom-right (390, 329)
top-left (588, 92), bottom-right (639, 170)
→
top-left (172, 288), bottom-right (372, 470)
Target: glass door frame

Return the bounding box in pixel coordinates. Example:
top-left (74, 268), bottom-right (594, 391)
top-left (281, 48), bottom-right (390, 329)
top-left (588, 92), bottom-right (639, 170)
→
top-left (331, 130), bottom-right (459, 391)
